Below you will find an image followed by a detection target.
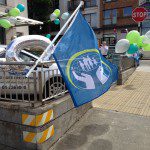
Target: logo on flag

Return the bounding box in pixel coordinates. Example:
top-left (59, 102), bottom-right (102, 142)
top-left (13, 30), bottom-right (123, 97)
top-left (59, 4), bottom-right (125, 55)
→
top-left (66, 49), bottom-right (111, 90)
top-left (53, 11), bottom-right (118, 107)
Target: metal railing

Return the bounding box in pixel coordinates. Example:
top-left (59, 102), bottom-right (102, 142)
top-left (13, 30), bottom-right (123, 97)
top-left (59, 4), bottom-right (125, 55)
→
top-left (0, 61), bottom-right (68, 106)
top-left (109, 45), bottom-right (136, 71)
top-left (112, 54), bottom-right (136, 71)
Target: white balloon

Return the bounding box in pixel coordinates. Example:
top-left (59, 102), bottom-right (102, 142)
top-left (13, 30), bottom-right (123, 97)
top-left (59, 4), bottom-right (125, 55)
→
top-left (115, 39), bottom-right (130, 53)
top-left (50, 13), bottom-right (57, 21)
top-left (143, 35), bottom-right (150, 44)
top-left (145, 30), bottom-right (150, 39)
top-left (61, 12), bottom-right (70, 20)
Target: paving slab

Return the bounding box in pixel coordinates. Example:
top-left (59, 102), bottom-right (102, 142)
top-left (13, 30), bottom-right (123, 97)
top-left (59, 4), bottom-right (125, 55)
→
top-left (93, 60), bottom-right (150, 117)
top-left (50, 108), bottom-right (150, 150)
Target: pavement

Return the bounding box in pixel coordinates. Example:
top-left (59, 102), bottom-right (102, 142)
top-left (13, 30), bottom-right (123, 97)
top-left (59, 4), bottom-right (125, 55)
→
top-left (51, 60), bottom-right (150, 150)
top-left (51, 109), bottom-right (150, 150)
top-left (93, 60), bottom-right (150, 117)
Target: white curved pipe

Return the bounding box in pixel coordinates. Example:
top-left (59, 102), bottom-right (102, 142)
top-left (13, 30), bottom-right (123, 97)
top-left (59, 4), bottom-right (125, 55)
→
top-left (6, 35), bottom-right (53, 72)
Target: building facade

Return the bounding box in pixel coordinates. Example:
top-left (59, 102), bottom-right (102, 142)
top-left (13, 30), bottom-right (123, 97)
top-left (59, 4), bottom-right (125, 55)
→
top-left (139, 0), bottom-right (150, 35)
top-left (139, 0), bottom-right (150, 58)
top-left (99, 0), bottom-right (139, 45)
top-left (59, 0), bottom-right (139, 46)
top-left (59, 0), bottom-right (100, 37)
top-left (0, 0), bottom-right (29, 45)
top-left (59, 0), bottom-right (139, 45)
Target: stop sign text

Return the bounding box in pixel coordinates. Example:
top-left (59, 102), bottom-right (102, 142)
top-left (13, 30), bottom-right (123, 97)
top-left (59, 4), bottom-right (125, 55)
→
top-left (132, 7), bottom-right (148, 23)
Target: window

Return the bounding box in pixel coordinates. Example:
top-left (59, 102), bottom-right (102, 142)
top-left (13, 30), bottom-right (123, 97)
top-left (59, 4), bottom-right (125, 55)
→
top-left (0, 0), bottom-right (6, 5)
top-left (68, 0), bottom-right (80, 11)
top-left (142, 19), bottom-right (150, 35)
top-left (85, 14), bottom-right (91, 23)
top-left (103, 0), bottom-right (117, 2)
top-left (123, 7), bottom-right (132, 17)
top-left (84, 13), bottom-right (97, 28)
top-left (84, 0), bottom-right (97, 8)
top-left (104, 0), bottom-right (112, 2)
top-left (103, 9), bottom-right (117, 25)
top-left (52, 0), bottom-right (59, 9)
top-left (142, 19), bottom-right (150, 28)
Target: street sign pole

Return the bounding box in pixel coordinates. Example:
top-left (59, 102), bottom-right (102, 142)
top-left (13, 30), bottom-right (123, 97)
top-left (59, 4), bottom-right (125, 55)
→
top-left (138, 0), bottom-right (140, 33)
top-left (138, 1), bottom-right (141, 34)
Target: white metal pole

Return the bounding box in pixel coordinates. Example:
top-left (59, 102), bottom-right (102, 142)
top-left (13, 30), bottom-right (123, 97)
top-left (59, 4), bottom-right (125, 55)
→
top-left (138, 0), bottom-right (141, 34)
top-left (26, 1), bottom-right (84, 78)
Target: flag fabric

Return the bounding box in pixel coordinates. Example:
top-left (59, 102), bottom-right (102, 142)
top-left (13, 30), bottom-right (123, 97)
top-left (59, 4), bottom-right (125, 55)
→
top-left (53, 11), bottom-right (118, 107)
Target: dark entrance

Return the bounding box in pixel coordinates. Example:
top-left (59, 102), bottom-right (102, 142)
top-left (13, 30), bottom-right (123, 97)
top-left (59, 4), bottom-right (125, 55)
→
top-left (102, 34), bottom-right (116, 46)
top-left (0, 27), bottom-right (6, 44)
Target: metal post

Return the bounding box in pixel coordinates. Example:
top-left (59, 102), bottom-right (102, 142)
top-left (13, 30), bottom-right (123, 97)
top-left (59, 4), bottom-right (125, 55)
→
top-left (33, 72), bottom-right (38, 102)
top-left (38, 71), bottom-right (43, 102)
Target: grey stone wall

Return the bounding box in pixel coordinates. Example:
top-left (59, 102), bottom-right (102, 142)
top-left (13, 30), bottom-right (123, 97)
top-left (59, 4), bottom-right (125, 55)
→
top-left (0, 94), bottom-right (92, 149)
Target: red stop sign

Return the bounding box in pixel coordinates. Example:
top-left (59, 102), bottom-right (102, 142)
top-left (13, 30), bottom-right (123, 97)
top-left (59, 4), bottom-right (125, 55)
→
top-left (132, 7), bottom-right (148, 23)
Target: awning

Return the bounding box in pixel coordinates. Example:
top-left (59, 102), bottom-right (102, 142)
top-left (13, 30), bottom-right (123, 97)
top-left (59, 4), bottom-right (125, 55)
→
top-left (0, 12), bottom-right (43, 27)
top-left (14, 16), bottom-right (43, 26)
top-left (103, 34), bottom-right (116, 38)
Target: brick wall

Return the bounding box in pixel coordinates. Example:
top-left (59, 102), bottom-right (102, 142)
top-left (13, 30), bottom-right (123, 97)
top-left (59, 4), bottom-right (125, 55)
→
top-left (100, 0), bottom-right (139, 28)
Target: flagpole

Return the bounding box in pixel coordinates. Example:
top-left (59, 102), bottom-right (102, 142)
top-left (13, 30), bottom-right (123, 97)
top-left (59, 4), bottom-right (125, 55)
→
top-left (26, 1), bottom-right (84, 78)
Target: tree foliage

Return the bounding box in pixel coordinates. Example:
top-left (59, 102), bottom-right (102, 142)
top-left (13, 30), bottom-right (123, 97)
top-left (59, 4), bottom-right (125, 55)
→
top-left (28, 0), bottom-right (53, 21)
top-left (27, 0), bottom-right (59, 35)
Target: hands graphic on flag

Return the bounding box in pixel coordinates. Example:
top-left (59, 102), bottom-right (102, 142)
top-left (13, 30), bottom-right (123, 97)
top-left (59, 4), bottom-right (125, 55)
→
top-left (72, 67), bottom-right (95, 89)
top-left (71, 54), bottom-right (110, 90)
top-left (96, 66), bottom-right (109, 85)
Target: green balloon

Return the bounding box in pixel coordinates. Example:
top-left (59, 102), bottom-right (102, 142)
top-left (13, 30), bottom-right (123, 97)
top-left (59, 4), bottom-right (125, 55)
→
top-left (9, 7), bottom-right (20, 17)
top-left (143, 43), bottom-right (150, 51)
top-left (54, 9), bottom-right (60, 17)
top-left (137, 35), bottom-right (144, 48)
top-left (126, 30), bottom-right (140, 44)
top-left (0, 19), bottom-right (12, 29)
top-left (127, 44), bottom-right (139, 54)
